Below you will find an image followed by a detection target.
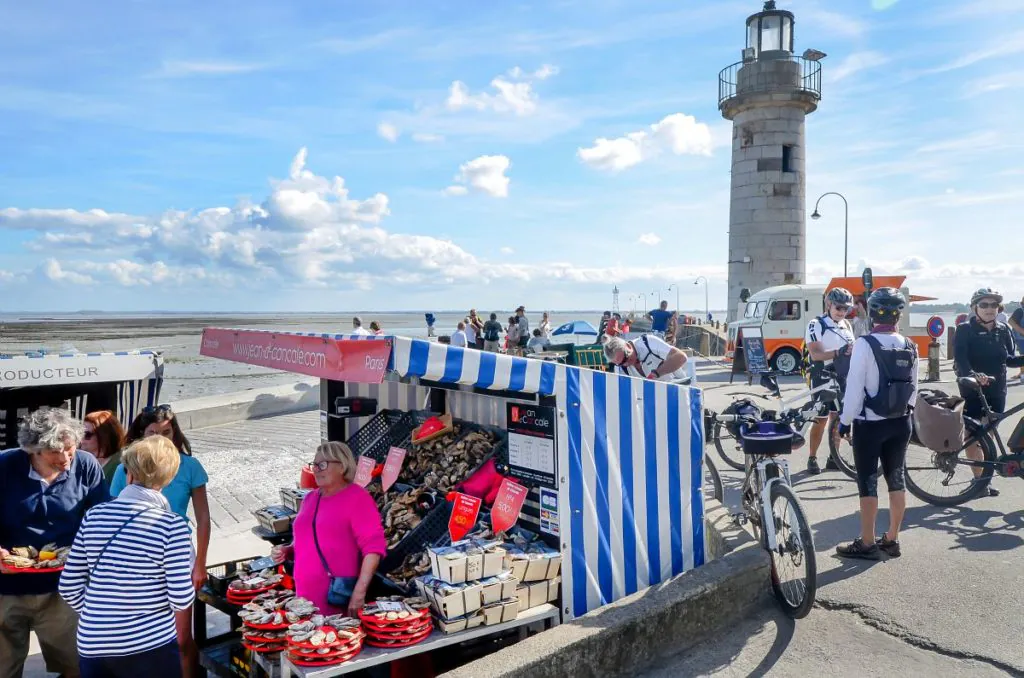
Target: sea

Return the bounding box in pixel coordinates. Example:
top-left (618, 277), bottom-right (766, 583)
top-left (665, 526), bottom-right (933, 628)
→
top-left (0, 310), bottom-right (956, 401)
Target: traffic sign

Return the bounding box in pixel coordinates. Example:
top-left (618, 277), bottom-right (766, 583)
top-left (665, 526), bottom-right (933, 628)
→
top-left (862, 267), bottom-right (873, 293)
top-left (927, 315), bottom-right (945, 340)
top-left (955, 313), bottom-right (968, 326)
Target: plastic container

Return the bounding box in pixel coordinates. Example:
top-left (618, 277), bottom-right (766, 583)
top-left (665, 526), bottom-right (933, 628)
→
top-left (300, 466), bottom-right (318, 490)
top-left (739, 421), bottom-right (795, 456)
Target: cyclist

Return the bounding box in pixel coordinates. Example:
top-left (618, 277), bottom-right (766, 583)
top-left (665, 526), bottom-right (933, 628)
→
top-left (953, 288), bottom-right (1018, 496)
top-left (836, 287), bottom-right (918, 560)
top-left (803, 287), bottom-right (856, 474)
top-left (603, 335), bottom-right (688, 382)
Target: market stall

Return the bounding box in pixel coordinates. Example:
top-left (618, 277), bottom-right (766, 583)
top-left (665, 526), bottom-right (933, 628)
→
top-left (200, 327), bottom-right (704, 674)
top-left (0, 350), bottom-right (164, 447)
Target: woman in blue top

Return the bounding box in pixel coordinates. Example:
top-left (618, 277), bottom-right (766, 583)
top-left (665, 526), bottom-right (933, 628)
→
top-left (110, 405), bottom-right (209, 678)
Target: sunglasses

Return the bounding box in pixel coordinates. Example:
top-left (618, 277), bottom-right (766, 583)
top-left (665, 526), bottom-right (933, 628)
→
top-left (833, 304), bottom-right (851, 312)
top-left (305, 460), bottom-right (343, 472)
top-left (976, 301), bottom-right (1000, 310)
top-left (142, 404), bottom-right (173, 415)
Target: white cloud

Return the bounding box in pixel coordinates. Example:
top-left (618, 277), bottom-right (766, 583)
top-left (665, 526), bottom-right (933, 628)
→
top-left (499, 246), bottom-right (515, 255)
top-left (42, 259), bottom-right (94, 285)
top-left (411, 132), bottom-right (444, 143)
top-left (826, 52), bottom-right (889, 83)
top-left (578, 113), bottom-right (713, 171)
top-left (156, 60), bottom-right (264, 78)
top-left (637, 233), bottom-right (661, 246)
top-left (445, 155), bottom-right (511, 198)
top-left (445, 65), bottom-right (557, 116)
top-left (377, 122), bottom-right (400, 142)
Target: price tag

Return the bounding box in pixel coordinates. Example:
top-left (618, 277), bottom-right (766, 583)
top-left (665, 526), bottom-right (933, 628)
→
top-left (353, 455), bottom-right (375, 487)
top-left (378, 601), bottom-right (404, 612)
top-left (381, 447), bottom-right (407, 492)
top-left (448, 492), bottom-right (483, 543)
top-left (490, 478), bottom-right (529, 534)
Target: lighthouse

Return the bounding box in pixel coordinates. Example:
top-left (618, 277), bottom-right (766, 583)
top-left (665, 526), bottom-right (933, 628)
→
top-left (719, 1), bottom-right (823, 320)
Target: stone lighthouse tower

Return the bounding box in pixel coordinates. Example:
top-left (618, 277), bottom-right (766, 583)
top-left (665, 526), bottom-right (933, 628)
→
top-left (719, 1), bottom-right (822, 320)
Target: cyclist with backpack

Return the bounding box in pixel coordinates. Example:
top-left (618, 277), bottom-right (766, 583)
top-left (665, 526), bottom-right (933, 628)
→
top-left (803, 287), bottom-right (856, 474)
top-left (836, 288), bottom-right (918, 560)
top-left (953, 288), bottom-right (1018, 496)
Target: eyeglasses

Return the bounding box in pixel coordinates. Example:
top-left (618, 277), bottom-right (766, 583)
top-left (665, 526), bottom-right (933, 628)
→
top-left (83, 431), bottom-right (96, 440)
top-left (833, 304), bottom-right (851, 312)
top-left (143, 404), bottom-right (173, 415)
top-left (976, 301), bottom-right (1000, 310)
top-left (305, 460), bottom-right (342, 472)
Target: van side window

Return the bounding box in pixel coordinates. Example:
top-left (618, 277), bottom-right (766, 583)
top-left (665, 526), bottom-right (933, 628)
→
top-left (768, 300), bottom-right (801, 321)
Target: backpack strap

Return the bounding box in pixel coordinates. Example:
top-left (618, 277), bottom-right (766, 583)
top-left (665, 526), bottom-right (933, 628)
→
top-left (860, 335), bottom-right (889, 416)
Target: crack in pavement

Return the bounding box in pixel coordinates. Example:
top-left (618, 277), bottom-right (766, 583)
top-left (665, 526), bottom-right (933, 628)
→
top-left (816, 597), bottom-right (1023, 677)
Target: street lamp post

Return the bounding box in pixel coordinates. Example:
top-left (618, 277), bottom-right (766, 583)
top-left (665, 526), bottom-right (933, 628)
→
top-left (811, 192), bottom-right (849, 277)
top-left (667, 283), bottom-right (680, 314)
top-left (694, 276), bottom-right (709, 323)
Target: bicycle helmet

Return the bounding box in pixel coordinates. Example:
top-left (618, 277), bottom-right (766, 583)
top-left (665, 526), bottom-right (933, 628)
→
top-left (969, 287), bottom-right (1002, 306)
top-left (867, 287), bottom-right (906, 322)
top-left (826, 287), bottom-right (854, 307)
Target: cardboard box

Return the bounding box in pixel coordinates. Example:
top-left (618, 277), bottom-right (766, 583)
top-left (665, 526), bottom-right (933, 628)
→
top-left (481, 546), bottom-right (509, 578)
top-left (252, 504), bottom-right (295, 534)
top-left (515, 585), bottom-right (530, 613)
top-left (482, 599), bottom-right (519, 625)
top-left (414, 576), bottom-right (482, 620)
top-left (547, 576), bottom-right (561, 602)
top-left (479, 574), bottom-right (518, 605)
top-left (436, 609), bottom-right (485, 634)
top-left (278, 487), bottom-right (312, 513)
top-left (464, 552), bottom-right (483, 581)
top-left (429, 547), bottom-right (468, 584)
top-left (527, 582), bottom-right (548, 609)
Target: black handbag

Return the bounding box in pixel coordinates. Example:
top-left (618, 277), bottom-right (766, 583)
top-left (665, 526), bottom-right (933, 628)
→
top-left (311, 491), bottom-right (359, 608)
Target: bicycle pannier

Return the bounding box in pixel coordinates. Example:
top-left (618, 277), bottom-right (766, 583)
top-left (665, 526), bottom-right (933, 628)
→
top-left (862, 335), bottom-right (917, 418)
top-left (913, 390), bottom-right (965, 453)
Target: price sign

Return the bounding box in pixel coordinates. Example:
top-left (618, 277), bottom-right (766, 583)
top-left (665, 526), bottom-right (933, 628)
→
top-left (353, 455), bottom-right (375, 487)
top-left (448, 492), bottom-right (482, 543)
top-left (490, 478), bottom-right (529, 534)
top-left (381, 447), bottom-right (406, 492)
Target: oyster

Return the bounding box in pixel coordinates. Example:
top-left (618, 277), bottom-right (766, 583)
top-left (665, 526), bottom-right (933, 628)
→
top-left (387, 552), bottom-right (431, 586)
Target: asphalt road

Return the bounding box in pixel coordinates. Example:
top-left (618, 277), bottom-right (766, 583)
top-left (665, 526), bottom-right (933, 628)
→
top-left (672, 358), bottom-right (1024, 676)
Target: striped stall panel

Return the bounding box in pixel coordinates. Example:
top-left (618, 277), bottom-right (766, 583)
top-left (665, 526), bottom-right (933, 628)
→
top-left (391, 338), bottom-right (558, 395)
top-left (342, 377), bottom-right (431, 433)
top-left (446, 389), bottom-right (538, 429)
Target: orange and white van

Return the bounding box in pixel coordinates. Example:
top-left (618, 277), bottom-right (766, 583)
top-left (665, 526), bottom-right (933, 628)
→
top-left (725, 276), bottom-right (935, 373)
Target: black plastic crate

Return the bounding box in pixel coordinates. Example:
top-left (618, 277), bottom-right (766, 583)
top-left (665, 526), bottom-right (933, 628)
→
top-left (379, 498), bottom-right (454, 575)
top-left (206, 557), bottom-right (258, 597)
top-left (344, 409), bottom-right (406, 458)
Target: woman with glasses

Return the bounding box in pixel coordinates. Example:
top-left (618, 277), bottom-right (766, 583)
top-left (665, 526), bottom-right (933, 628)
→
top-left (109, 405), bottom-right (209, 678)
top-left (81, 411), bottom-right (127, 488)
top-left (0, 407), bottom-right (109, 678)
top-left (270, 442), bottom-right (386, 617)
top-left (954, 288), bottom-right (1018, 497)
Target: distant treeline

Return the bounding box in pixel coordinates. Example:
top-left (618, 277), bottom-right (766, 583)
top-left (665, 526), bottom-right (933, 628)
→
top-left (911, 302), bottom-right (1021, 313)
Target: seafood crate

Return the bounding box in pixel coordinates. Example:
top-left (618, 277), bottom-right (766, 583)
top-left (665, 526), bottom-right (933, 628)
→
top-left (350, 409), bottom-right (439, 463)
top-left (206, 557), bottom-right (258, 597)
top-left (379, 499), bottom-right (454, 580)
top-left (344, 408), bottom-right (406, 457)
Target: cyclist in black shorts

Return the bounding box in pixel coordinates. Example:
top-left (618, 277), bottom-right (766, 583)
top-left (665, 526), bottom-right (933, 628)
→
top-left (836, 288), bottom-right (918, 560)
top-left (953, 288), bottom-right (1017, 497)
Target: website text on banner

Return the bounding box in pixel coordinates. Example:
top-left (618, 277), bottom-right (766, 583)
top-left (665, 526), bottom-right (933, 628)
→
top-left (199, 328), bottom-right (391, 383)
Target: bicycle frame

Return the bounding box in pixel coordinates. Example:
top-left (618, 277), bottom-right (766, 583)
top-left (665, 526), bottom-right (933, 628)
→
top-left (944, 391), bottom-right (1024, 468)
top-left (743, 456), bottom-right (792, 552)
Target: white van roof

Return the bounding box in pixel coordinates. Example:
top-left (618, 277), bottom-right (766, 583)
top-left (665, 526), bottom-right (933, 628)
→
top-left (747, 283), bottom-right (825, 302)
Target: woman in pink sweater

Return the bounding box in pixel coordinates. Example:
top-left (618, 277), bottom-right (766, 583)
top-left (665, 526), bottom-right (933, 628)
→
top-left (271, 442), bottom-right (387, 616)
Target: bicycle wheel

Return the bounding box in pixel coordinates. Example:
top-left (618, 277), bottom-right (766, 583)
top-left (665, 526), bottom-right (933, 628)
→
top-left (704, 453), bottom-right (724, 503)
top-left (767, 482), bottom-right (817, 619)
top-left (713, 421), bottom-right (745, 471)
top-left (905, 424), bottom-right (996, 506)
top-left (827, 416), bottom-right (858, 480)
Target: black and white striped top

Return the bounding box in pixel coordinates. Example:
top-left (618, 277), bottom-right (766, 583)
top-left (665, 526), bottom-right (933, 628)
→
top-left (59, 498), bottom-right (195, 657)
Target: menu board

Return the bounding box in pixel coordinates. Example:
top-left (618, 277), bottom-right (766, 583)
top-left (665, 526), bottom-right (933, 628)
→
top-left (741, 327), bottom-right (770, 374)
top-left (506, 403), bottom-right (557, 489)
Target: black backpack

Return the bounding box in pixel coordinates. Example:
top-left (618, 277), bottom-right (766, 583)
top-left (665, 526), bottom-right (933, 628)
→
top-left (484, 323), bottom-right (500, 342)
top-left (862, 334), bottom-right (917, 418)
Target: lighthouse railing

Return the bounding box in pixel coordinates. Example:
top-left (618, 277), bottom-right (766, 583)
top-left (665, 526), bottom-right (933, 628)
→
top-left (718, 55), bottom-right (822, 107)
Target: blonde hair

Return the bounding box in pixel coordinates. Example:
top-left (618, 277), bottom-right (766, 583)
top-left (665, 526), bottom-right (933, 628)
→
top-left (317, 441), bottom-right (356, 482)
top-left (122, 435), bottom-right (181, 490)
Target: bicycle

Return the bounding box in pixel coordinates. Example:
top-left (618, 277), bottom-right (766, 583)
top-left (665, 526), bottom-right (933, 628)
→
top-left (904, 358), bottom-right (1024, 506)
top-left (706, 390), bottom-right (834, 619)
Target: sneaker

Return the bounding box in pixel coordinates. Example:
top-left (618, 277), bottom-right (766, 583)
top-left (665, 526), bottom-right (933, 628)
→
top-left (824, 455), bottom-right (839, 471)
top-left (876, 533), bottom-right (901, 558)
top-left (807, 456), bottom-right (822, 475)
top-left (986, 486), bottom-right (1000, 497)
top-left (836, 537), bottom-right (881, 560)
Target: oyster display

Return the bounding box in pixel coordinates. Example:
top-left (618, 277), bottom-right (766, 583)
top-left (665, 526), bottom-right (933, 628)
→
top-left (2, 544), bottom-right (71, 569)
top-left (401, 428), bottom-right (498, 492)
top-left (387, 552), bottom-right (431, 587)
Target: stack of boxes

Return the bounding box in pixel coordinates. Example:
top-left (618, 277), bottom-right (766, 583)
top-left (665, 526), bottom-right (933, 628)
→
top-left (506, 543), bottom-right (561, 615)
top-left (252, 488), bottom-right (313, 537)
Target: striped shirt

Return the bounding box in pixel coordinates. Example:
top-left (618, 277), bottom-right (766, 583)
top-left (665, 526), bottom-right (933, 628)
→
top-left (58, 498), bottom-right (195, 657)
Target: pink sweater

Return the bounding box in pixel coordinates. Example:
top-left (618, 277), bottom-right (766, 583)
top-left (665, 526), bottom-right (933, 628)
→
top-left (292, 484), bottom-right (387, 614)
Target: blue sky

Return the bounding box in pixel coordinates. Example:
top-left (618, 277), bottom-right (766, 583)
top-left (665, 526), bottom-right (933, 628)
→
top-left (1, 0), bottom-right (1022, 312)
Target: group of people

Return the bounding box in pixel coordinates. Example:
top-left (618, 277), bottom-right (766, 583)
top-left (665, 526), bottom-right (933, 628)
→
top-left (0, 405), bottom-right (387, 678)
top-left (797, 285), bottom-right (1019, 561)
top-left (0, 405), bottom-right (210, 678)
top-left (450, 307), bottom-right (553, 354)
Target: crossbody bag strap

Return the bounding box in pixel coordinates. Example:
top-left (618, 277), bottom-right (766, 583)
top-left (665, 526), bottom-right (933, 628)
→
top-left (311, 491), bottom-right (334, 578)
top-left (87, 506), bottom-right (159, 585)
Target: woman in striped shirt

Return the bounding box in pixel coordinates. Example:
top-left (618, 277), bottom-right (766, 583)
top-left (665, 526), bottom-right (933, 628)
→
top-left (59, 435), bottom-right (195, 678)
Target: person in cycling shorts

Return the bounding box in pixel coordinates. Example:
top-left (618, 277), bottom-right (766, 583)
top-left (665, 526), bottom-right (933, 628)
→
top-left (836, 288), bottom-right (918, 560)
top-left (603, 335), bottom-right (688, 381)
top-left (803, 287), bottom-right (855, 474)
top-left (953, 288), bottom-right (1018, 497)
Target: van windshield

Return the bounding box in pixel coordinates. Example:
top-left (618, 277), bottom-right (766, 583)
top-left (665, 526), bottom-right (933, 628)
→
top-left (744, 301), bottom-right (768, 318)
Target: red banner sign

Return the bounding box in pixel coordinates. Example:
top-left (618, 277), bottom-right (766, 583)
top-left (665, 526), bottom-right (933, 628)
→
top-left (490, 479), bottom-right (529, 534)
top-left (448, 492), bottom-right (482, 543)
top-left (199, 328), bottom-right (390, 383)
top-left (353, 455), bottom-right (375, 487)
top-left (381, 447), bottom-right (406, 492)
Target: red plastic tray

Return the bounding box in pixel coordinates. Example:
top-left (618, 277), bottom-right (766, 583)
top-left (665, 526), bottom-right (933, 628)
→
top-left (288, 632), bottom-right (364, 651)
top-left (288, 643), bottom-right (361, 660)
top-left (2, 565), bottom-right (64, 574)
top-left (363, 619), bottom-right (432, 638)
top-left (242, 641), bottom-right (287, 654)
top-left (243, 619), bottom-right (291, 631)
top-left (288, 648), bottom-right (361, 667)
top-left (363, 626), bottom-right (432, 649)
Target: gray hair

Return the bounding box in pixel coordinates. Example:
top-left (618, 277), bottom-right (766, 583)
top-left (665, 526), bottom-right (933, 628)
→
top-left (18, 407), bottom-right (84, 453)
top-left (603, 336), bottom-right (629, 361)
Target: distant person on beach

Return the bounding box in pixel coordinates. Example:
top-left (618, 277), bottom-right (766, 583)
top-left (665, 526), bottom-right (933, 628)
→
top-left (450, 322), bottom-right (468, 348)
top-left (468, 310), bottom-right (484, 349)
top-left (515, 306), bottom-right (529, 348)
top-left (482, 313), bottom-right (503, 352)
top-left (425, 313), bottom-right (436, 337)
top-left (539, 312), bottom-right (552, 339)
top-left (598, 311), bottom-right (612, 336)
top-left (463, 316), bottom-right (478, 348)
top-left (351, 316), bottom-right (371, 336)
top-left (647, 301), bottom-right (675, 339)
top-left (369, 321), bottom-right (383, 335)
top-left (506, 315), bottom-right (520, 350)
top-left (527, 329), bottom-right (549, 354)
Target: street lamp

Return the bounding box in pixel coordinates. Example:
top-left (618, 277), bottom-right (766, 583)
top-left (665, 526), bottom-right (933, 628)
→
top-left (667, 283), bottom-right (680, 314)
top-left (810, 191), bottom-right (849, 277)
top-left (694, 276), bottom-right (709, 322)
